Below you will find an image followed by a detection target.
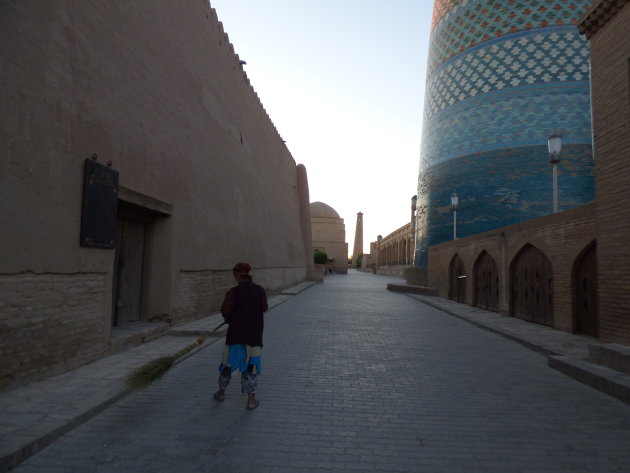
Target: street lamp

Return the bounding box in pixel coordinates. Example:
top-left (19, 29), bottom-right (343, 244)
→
top-left (548, 132), bottom-right (562, 213)
top-left (450, 192), bottom-right (459, 240)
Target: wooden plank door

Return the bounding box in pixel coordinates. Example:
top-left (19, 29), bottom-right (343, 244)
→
top-left (449, 254), bottom-right (466, 303)
top-left (474, 252), bottom-right (499, 312)
top-left (512, 245), bottom-right (553, 326)
top-left (113, 218), bottom-right (146, 326)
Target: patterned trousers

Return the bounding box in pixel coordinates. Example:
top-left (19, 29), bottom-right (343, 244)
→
top-left (219, 366), bottom-right (257, 394)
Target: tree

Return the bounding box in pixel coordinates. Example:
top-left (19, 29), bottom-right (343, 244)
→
top-left (313, 250), bottom-right (328, 265)
top-left (356, 253), bottom-right (363, 268)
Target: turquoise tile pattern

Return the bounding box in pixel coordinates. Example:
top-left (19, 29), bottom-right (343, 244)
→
top-left (429, 0), bottom-right (591, 75)
top-left (426, 28), bottom-right (590, 119)
top-left (416, 145), bottom-right (594, 263)
top-left (415, 0), bottom-right (595, 267)
top-left (423, 81), bottom-right (592, 163)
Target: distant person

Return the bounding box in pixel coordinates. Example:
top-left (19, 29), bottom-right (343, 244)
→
top-left (213, 262), bottom-right (268, 410)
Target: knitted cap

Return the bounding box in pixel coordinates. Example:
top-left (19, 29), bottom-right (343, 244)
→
top-left (232, 262), bottom-right (251, 276)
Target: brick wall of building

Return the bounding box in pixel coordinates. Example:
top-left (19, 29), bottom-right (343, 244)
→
top-left (174, 267), bottom-right (306, 323)
top-left (586, 2), bottom-right (630, 344)
top-left (428, 203), bottom-right (597, 333)
top-left (0, 274), bottom-right (110, 388)
top-left (173, 271), bottom-right (234, 323)
top-left (374, 223), bottom-right (414, 274)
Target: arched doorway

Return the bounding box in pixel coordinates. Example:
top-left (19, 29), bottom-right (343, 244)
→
top-left (474, 251), bottom-right (499, 312)
top-left (511, 244), bottom-right (554, 326)
top-left (449, 254), bottom-right (466, 303)
top-left (574, 242), bottom-right (598, 337)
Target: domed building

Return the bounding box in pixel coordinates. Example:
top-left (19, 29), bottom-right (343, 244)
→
top-left (310, 202), bottom-right (348, 274)
top-left (415, 0), bottom-right (596, 267)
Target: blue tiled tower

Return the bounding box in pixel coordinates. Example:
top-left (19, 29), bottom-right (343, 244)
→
top-left (415, 0), bottom-right (595, 267)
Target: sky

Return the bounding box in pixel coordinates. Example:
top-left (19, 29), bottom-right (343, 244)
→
top-left (210, 1), bottom-right (434, 256)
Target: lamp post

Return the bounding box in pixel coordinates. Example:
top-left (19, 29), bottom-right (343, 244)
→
top-left (450, 192), bottom-right (459, 240)
top-left (548, 132), bottom-right (562, 213)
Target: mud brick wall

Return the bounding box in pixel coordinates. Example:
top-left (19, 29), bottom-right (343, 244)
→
top-left (174, 270), bottom-right (235, 323)
top-left (0, 274), bottom-right (109, 388)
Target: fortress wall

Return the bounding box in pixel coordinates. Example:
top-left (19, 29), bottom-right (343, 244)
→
top-left (0, 0), bottom-right (310, 387)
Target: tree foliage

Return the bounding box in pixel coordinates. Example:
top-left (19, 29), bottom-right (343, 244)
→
top-left (314, 250), bottom-right (328, 265)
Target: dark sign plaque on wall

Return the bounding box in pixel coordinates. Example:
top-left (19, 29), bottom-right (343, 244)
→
top-left (80, 158), bottom-right (119, 248)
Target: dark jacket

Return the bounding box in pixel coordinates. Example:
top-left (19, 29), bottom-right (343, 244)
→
top-left (221, 279), bottom-right (268, 347)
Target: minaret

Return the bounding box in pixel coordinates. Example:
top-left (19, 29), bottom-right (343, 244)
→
top-left (415, 0), bottom-right (594, 267)
top-left (351, 212), bottom-right (363, 268)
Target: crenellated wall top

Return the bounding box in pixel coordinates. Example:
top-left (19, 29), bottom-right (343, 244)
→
top-left (209, 6), bottom-right (287, 150)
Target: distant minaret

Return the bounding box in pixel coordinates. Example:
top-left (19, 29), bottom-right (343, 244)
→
top-left (351, 212), bottom-right (363, 268)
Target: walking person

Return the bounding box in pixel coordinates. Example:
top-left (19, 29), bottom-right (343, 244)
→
top-left (213, 262), bottom-right (268, 410)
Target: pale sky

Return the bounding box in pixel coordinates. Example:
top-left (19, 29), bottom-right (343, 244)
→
top-left (210, 1), bottom-right (433, 256)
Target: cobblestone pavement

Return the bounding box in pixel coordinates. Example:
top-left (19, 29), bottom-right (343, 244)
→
top-left (12, 271), bottom-right (630, 473)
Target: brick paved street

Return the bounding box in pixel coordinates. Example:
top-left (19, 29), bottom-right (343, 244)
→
top-left (12, 271), bottom-right (630, 473)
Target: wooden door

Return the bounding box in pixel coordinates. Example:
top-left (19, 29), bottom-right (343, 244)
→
top-left (449, 254), bottom-right (466, 303)
top-left (113, 218), bottom-right (146, 326)
top-left (474, 252), bottom-right (499, 312)
top-left (575, 244), bottom-right (598, 337)
top-left (511, 245), bottom-right (553, 326)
